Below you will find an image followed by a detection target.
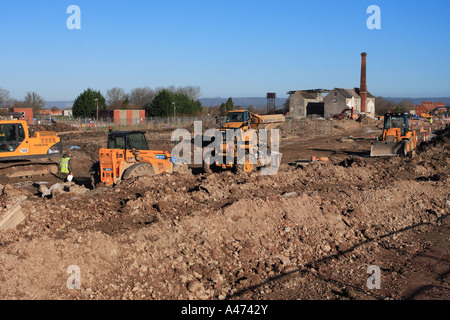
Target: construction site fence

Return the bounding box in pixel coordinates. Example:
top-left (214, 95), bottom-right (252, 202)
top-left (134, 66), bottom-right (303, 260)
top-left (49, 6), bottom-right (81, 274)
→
top-left (34, 115), bottom-right (336, 137)
top-left (35, 116), bottom-right (225, 131)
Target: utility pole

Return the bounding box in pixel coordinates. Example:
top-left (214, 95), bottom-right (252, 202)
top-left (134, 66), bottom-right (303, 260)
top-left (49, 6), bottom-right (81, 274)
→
top-left (94, 98), bottom-right (99, 131)
top-left (172, 101), bottom-right (176, 125)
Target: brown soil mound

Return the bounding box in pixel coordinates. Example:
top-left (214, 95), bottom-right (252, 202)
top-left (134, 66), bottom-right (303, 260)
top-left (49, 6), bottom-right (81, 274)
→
top-left (0, 127), bottom-right (448, 300)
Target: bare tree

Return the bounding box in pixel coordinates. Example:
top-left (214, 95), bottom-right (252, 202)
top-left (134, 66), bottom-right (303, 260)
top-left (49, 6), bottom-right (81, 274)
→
top-left (129, 87), bottom-right (155, 109)
top-left (163, 85), bottom-right (201, 100)
top-left (0, 87), bottom-right (10, 108)
top-left (106, 87), bottom-right (128, 109)
top-left (23, 92), bottom-right (45, 112)
top-left (180, 85), bottom-right (201, 101)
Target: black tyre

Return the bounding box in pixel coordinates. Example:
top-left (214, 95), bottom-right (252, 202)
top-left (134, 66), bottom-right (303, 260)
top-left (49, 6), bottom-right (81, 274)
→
top-left (234, 153), bottom-right (257, 173)
top-left (203, 160), bottom-right (213, 174)
top-left (122, 162), bottom-right (155, 180)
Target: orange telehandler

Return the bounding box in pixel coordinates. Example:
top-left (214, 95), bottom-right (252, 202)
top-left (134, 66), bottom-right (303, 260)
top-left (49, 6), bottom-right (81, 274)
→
top-left (89, 128), bottom-right (174, 186)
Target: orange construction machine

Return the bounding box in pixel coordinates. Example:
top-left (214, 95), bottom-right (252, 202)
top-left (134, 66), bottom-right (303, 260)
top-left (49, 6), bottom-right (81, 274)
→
top-left (203, 110), bottom-right (285, 173)
top-left (0, 120), bottom-right (62, 178)
top-left (370, 113), bottom-right (417, 157)
top-left (89, 128), bottom-right (174, 186)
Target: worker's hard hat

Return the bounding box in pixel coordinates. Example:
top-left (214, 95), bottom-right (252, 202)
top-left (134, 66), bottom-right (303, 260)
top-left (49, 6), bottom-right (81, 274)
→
top-left (67, 174), bottom-right (73, 182)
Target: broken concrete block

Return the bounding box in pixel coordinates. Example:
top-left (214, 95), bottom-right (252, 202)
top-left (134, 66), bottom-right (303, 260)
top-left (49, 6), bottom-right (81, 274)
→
top-left (37, 181), bottom-right (89, 198)
top-left (281, 191), bottom-right (298, 198)
top-left (0, 197), bottom-right (27, 230)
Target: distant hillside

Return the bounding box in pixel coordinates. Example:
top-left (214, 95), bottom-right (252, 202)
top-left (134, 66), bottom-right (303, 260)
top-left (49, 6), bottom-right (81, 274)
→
top-left (46, 101), bottom-right (73, 109)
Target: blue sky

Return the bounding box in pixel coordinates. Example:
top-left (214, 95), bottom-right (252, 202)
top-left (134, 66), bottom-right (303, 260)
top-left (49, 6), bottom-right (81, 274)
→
top-left (0, 0), bottom-right (449, 101)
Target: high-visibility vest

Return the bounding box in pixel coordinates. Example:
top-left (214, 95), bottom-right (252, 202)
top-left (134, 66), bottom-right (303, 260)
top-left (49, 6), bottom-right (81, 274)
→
top-left (60, 157), bottom-right (70, 173)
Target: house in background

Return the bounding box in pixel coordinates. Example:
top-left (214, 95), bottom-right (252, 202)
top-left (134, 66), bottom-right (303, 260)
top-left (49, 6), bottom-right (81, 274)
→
top-left (413, 101), bottom-right (446, 117)
top-left (286, 89), bottom-right (330, 118)
top-left (323, 87), bottom-right (376, 119)
top-left (98, 109), bottom-right (146, 125)
top-left (38, 109), bottom-right (62, 116)
top-left (288, 52), bottom-right (376, 119)
top-left (9, 107), bottom-right (33, 124)
top-left (323, 88), bottom-right (360, 118)
top-left (62, 109), bottom-right (73, 116)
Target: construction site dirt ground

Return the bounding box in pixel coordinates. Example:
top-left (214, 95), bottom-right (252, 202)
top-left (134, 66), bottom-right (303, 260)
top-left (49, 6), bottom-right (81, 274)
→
top-left (0, 118), bottom-right (449, 300)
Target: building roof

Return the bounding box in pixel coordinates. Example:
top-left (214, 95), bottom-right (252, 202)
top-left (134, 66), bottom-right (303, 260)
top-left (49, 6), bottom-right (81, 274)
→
top-left (288, 90), bottom-right (319, 100)
top-left (353, 87), bottom-right (375, 98)
top-left (416, 101), bottom-right (446, 112)
top-left (287, 89), bottom-right (330, 94)
top-left (334, 88), bottom-right (360, 99)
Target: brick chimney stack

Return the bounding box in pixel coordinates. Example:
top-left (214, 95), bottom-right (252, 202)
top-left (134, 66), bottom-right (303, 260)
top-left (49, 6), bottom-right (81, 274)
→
top-left (360, 52), bottom-right (367, 113)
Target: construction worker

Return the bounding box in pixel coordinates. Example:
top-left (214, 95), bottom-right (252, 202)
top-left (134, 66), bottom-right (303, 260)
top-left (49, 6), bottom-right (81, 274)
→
top-left (429, 117), bottom-right (433, 129)
top-left (60, 151), bottom-right (72, 181)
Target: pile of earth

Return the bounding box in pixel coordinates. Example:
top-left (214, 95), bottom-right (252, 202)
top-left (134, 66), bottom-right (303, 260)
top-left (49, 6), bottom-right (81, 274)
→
top-left (0, 128), bottom-right (448, 300)
top-left (29, 122), bottom-right (77, 132)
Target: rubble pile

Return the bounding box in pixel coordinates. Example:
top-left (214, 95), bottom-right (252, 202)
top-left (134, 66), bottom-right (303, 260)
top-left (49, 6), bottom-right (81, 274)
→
top-left (0, 128), bottom-right (448, 300)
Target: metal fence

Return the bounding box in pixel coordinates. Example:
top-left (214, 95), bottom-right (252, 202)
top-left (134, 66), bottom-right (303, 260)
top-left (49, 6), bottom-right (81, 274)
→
top-left (34, 115), bottom-right (223, 131)
top-left (32, 114), bottom-right (334, 138)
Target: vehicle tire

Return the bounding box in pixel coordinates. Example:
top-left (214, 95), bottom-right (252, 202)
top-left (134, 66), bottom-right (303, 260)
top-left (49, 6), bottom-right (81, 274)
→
top-left (88, 161), bottom-right (100, 189)
top-left (90, 172), bottom-right (100, 189)
top-left (235, 153), bottom-right (257, 173)
top-left (403, 141), bottom-right (409, 156)
top-left (202, 147), bottom-right (215, 174)
top-left (203, 160), bottom-right (213, 174)
top-left (123, 162), bottom-right (155, 180)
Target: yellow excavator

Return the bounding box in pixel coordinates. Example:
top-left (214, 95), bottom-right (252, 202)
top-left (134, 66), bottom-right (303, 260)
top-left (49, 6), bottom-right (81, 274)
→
top-left (0, 120), bottom-right (63, 178)
top-left (203, 110), bottom-right (285, 173)
top-left (370, 113), bottom-right (417, 157)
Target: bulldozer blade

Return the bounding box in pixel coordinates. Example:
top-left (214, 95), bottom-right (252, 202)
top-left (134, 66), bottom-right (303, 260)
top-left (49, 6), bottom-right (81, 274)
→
top-left (370, 141), bottom-right (405, 157)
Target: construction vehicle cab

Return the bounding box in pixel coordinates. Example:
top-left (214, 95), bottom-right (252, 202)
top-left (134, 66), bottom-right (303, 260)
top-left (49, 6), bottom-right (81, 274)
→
top-left (0, 120), bottom-right (62, 160)
top-left (370, 113), bottom-right (417, 157)
top-left (226, 110), bottom-right (249, 124)
top-left (383, 113), bottom-right (409, 139)
top-left (90, 129), bottom-right (173, 186)
top-left (0, 121), bottom-right (27, 154)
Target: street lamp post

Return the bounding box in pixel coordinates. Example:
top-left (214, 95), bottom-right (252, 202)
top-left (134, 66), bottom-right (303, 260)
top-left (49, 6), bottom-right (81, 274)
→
top-left (172, 102), bottom-right (176, 124)
top-left (94, 98), bottom-right (99, 127)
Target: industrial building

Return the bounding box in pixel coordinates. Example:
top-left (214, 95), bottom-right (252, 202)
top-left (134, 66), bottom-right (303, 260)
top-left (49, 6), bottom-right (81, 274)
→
top-left (323, 87), bottom-right (375, 119)
top-left (98, 109), bottom-right (146, 125)
top-left (8, 107), bottom-right (33, 124)
top-left (287, 52), bottom-right (376, 119)
top-left (286, 89), bottom-right (329, 118)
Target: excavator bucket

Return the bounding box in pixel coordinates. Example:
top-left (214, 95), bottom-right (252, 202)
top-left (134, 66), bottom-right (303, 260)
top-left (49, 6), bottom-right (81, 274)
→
top-left (370, 141), bottom-right (405, 157)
